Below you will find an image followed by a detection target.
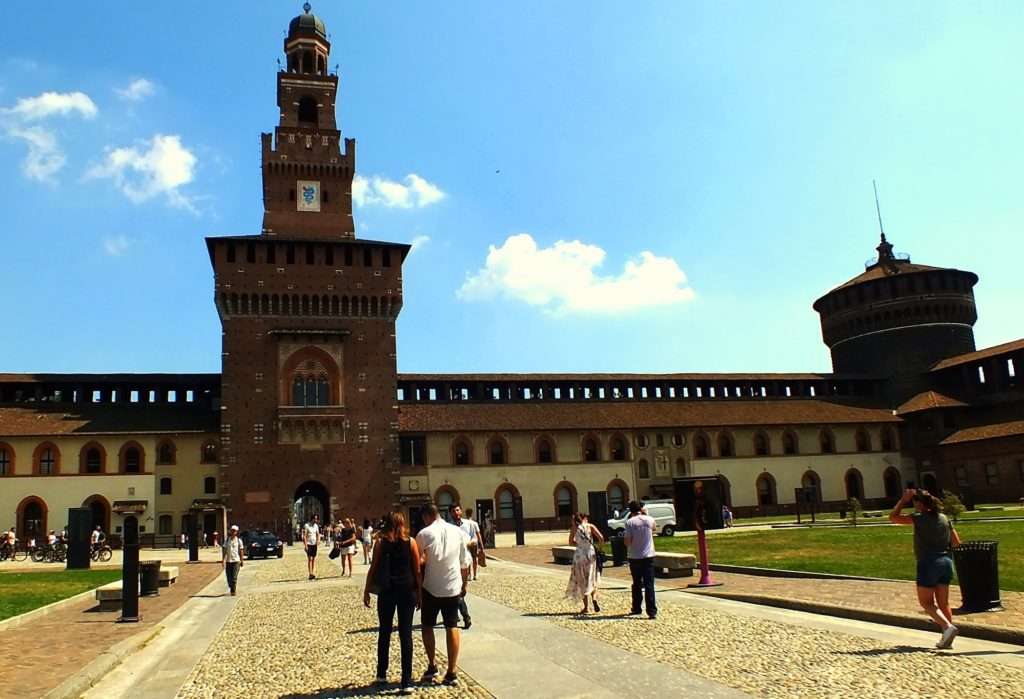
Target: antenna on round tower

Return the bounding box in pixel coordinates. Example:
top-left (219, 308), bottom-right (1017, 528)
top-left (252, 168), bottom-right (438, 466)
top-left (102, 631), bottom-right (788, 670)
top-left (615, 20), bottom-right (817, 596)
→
top-left (873, 179), bottom-right (885, 239)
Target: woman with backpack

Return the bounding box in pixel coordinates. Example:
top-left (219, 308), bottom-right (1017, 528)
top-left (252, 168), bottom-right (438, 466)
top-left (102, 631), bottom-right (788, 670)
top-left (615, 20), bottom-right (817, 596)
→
top-left (363, 510), bottom-right (422, 695)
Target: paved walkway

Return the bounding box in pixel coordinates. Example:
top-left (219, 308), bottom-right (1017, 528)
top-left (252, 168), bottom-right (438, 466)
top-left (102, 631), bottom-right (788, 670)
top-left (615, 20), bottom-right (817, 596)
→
top-left (0, 560), bottom-right (222, 698)
top-left (493, 544), bottom-right (1023, 641)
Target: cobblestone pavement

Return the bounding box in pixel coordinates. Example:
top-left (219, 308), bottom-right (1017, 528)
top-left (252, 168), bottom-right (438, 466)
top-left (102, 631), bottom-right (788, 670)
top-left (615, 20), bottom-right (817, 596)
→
top-left (177, 550), bottom-right (493, 699)
top-left (469, 562), bottom-right (1024, 699)
top-left (493, 544), bottom-right (1023, 634)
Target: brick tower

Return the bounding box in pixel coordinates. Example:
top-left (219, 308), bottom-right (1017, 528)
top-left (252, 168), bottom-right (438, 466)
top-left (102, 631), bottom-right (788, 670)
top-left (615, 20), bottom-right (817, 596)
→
top-left (206, 4), bottom-right (410, 530)
top-left (813, 234), bottom-right (978, 404)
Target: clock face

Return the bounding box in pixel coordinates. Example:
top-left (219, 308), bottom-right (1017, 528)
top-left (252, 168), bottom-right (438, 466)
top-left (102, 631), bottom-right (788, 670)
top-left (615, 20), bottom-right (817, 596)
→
top-left (297, 180), bottom-right (321, 212)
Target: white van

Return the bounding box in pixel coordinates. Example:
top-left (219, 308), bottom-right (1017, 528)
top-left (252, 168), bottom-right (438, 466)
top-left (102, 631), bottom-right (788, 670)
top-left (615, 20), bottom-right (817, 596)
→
top-left (607, 501), bottom-right (677, 537)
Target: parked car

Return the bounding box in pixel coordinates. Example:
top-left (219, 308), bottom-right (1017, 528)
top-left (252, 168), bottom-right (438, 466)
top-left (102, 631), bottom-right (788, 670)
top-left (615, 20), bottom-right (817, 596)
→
top-left (245, 531), bottom-right (284, 559)
top-left (607, 501), bottom-right (677, 537)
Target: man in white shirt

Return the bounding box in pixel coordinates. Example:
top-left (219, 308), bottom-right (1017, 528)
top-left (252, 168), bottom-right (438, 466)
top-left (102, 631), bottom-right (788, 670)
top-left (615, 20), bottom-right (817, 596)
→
top-left (415, 504), bottom-right (472, 687)
top-left (221, 524), bottom-right (245, 596)
top-left (303, 514), bottom-right (321, 580)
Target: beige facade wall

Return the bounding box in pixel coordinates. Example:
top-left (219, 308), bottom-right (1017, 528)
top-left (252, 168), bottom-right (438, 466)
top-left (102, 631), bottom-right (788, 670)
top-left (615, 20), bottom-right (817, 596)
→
top-left (0, 432), bottom-right (219, 538)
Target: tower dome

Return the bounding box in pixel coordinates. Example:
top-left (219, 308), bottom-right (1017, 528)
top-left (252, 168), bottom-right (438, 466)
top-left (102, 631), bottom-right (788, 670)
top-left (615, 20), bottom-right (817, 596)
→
top-left (289, 3), bottom-right (327, 41)
top-left (813, 235), bottom-right (978, 400)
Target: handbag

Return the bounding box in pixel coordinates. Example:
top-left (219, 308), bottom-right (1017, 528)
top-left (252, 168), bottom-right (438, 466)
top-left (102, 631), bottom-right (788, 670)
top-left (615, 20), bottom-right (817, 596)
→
top-left (329, 543), bottom-right (340, 559)
top-left (596, 547), bottom-right (607, 573)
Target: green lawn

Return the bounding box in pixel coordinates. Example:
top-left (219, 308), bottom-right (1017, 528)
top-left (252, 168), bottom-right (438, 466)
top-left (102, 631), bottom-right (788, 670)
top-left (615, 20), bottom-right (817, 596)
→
top-left (659, 520), bottom-right (1024, 591)
top-left (730, 505), bottom-right (1024, 527)
top-left (0, 570), bottom-right (122, 621)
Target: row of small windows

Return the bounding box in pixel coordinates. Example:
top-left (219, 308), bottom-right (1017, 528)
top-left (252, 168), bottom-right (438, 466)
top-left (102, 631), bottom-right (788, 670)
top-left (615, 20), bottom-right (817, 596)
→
top-left (450, 434), bottom-right (631, 466)
top-left (747, 467), bottom-right (902, 506)
top-left (226, 241), bottom-right (391, 268)
top-left (0, 441), bottom-right (219, 476)
top-left (954, 460), bottom-right (1024, 488)
top-left (831, 303), bottom-right (973, 338)
top-left (823, 272), bottom-right (971, 313)
top-left (4, 387), bottom-right (208, 405)
top-left (399, 382), bottom-right (847, 402)
top-left (160, 477), bottom-right (217, 496)
top-left (692, 427), bottom-right (896, 458)
top-left (434, 480), bottom-right (629, 521)
top-left (265, 160), bottom-right (348, 178)
top-left (220, 292), bottom-right (396, 318)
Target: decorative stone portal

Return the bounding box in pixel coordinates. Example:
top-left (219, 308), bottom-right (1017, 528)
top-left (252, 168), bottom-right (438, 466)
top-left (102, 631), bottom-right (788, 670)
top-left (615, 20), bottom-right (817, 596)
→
top-left (293, 480), bottom-right (329, 524)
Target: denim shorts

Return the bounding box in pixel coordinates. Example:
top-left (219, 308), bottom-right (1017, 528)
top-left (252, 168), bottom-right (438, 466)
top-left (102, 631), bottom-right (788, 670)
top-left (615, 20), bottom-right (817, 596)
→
top-left (916, 555), bottom-right (953, 587)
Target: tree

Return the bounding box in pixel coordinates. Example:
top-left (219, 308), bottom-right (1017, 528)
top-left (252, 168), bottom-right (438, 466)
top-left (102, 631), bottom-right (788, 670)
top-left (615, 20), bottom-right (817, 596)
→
top-left (942, 493), bottom-right (966, 523)
top-left (847, 497), bottom-right (863, 527)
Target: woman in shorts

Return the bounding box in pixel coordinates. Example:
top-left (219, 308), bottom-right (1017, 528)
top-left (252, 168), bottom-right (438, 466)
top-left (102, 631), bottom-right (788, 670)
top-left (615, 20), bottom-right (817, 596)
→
top-left (889, 489), bottom-right (961, 649)
top-left (361, 518), bottom-right (374, 565)
top-left (338, 518), bottom-right (358, 577)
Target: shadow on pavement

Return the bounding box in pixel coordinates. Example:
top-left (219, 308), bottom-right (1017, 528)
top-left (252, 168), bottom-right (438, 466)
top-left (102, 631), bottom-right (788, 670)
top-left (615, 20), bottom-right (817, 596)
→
top-left (834, 645), bottom-right (936, 657)
top-left (280, 683), bottom-right (415, 698)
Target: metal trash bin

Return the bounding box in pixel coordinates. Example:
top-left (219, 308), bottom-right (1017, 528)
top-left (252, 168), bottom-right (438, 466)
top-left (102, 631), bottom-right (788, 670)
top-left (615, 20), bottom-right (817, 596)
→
top-left (610, 534), bottom-right (627, 567)
top-left (139, 560), bottom-right (162, 597)
top-left (952, 541), bottom-right (1000, 612)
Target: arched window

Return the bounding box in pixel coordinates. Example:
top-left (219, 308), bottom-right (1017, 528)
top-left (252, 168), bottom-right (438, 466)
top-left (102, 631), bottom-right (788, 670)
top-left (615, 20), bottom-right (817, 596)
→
top-left (635, 433), bottom-right (649, 448)
top-left (79, 442), bottom-right (104, 474)
top-left (756, 473), bottom-right (777, 506)
top-left (158, 515), bottom-right (173, 536)
top-left (435, 486), bottom-right (459, 512)
top-left (201, 441), bottom-right (219, 464)
top-left (880, 427), bottom-right (896, 451)
top-left (554, 483), bottom-right (575, 518)
top-left (855, 428), bottom-right (871, 452)
top-left (121, 445), bottom-right (142, 474)
top-left (782, 429), bottom-right (799, 455)
top-left (488, 437), bottom-right (507, 465)
top-left (82, 495), bottom-right (110, 533)
top-left (298, 95), bottom-right (318, 124)
top-left (0, 443), bottom-right (12, 476)
top-left (602, 481), bottom-right (626, 513)
top-left (819, 429), bottom-right (835, 454)
top-left (204, 476), bottom-right (216, 494)
top-left (284, 349), bottom-right (339, 408)
top-left (845, 468), bottom-right (864, 500)
top-left (717, 432), bottom-right (734, 458)
top-left (638, 458), bottom-right (650, 479)
top-left (156, 439), bottom-right (176, 465)
top-left (883, 467), bottom-right (901, 500)
top-left (694, 432), bottom-right (710, 458)
top-left (452, 438), bottom-right (472, 466)
top-left (18, 496), bottom-right (47, 540)
top-left (536, 437), bottom-right (554, 464)
top-left (496, 486), bottom-right (518, 520)
top-left (582, 435), bottom-right (600, 462)
top-left (34, 443), bottom-right (60, 476)
top-left (160, 477), bottom-right (172, 495)
top-left (609, 435), bottom-right (628, 461)
top-left (801, 470), bottom-right (821, 502)
top-left (753, 431), bottom-right (770, 456)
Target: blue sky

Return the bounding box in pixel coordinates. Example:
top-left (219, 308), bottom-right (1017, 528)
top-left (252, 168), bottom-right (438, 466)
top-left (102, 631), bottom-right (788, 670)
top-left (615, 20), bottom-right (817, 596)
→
top-left (2, 1), bottom-right (1022, 375)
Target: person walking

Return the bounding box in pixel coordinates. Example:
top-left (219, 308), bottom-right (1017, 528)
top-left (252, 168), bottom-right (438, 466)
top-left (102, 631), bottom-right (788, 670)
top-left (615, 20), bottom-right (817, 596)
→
top-left (449, 504), bottom-right (480, 628)
top-left (222, 525), bottom-right (244, 596)
top-left (303, 514), bottom-right (321, 580)
top-left (624, 500), bottom-right (658, 619)
top-left (360, 518), bottom-right (374, 565)
top-left (463, 508), bottom-right (485, 580)
top-left (890, 489), bottom-right (961, 648)
top-left (566, 512), bottom-right (605, 614)
top-left (337, 518), bottom-right (357, 577)
top-left (415, 504), bottom-right (472, 687)
top-left (363, 511), bottom-right (421, 695)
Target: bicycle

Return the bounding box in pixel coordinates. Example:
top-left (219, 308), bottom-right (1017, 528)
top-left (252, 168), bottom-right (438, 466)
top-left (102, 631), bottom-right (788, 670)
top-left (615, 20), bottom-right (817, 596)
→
top-left (0, 544), bottom-right (28, 562)
top-left (90, 545), bottom-right (113, 562)
top-left (30, 542), bottom-right (67, 563)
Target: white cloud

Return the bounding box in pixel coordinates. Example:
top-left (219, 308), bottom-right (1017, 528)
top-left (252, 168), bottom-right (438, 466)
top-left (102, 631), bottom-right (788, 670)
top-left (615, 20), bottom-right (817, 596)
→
top-left (409, 234), bottom-right (431, 253)
top-left (103, 235), bottom-right (131, 256)
top-left (115, 78), bottom-right (155, 102)
top-left (1, 90), bottom-right (97, 181)
top-left (457, 233), bottom-right (696, 314)
top-left (352, 173), bottom-right (445, 208)
top-left (6, 91), bottom-right (97, 121)
top-left (86, 134), bottom-right (198, 210)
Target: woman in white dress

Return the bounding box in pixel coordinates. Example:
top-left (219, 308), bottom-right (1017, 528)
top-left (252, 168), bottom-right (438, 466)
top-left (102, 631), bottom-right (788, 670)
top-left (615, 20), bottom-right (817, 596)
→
top-left (566, 512), bottom-right (605, 614)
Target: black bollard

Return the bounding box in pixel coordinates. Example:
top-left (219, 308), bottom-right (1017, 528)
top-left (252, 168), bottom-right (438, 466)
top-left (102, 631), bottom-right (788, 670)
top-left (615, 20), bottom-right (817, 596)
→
top-left (513, 496), bottom-right (525, 547)
top-left (66, 507), bottom-right (91, 570)
top-left (119, 515), bottom-right (140, 623)
top-left (187, 513), bottom-right (199, 563)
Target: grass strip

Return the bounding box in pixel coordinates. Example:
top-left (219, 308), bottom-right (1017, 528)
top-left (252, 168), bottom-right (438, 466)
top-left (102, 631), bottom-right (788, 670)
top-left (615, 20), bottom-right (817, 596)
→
top-left (0, 569), bottom-right (122, 621)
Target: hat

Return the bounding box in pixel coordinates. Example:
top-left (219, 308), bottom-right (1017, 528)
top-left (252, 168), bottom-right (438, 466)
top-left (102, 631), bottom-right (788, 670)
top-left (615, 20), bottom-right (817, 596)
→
top-left (230, 525), bottom-right (239, 531)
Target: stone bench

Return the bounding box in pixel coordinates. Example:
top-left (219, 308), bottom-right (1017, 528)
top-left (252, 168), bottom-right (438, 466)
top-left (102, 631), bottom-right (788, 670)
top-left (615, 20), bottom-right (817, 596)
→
top-left (94, 566), bottom-right (179, 610)
top-left (652, 552), bottom-right (695, 578)
top-left (551, 546), bottom-right (575, 564)
top-left (158, 566), bottom-right (179, 586)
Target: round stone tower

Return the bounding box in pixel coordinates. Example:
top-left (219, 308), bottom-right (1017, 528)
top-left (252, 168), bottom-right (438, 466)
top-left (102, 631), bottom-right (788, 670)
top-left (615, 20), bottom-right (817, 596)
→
top-left (813, 235), bottom-right (978, 402)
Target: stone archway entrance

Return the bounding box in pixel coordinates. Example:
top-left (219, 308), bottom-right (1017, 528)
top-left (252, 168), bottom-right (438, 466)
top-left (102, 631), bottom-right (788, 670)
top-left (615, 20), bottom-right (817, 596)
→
top-left (82, 495), bottom-right (111, 533)
top-left (293, 481), bottom-right (330, 528)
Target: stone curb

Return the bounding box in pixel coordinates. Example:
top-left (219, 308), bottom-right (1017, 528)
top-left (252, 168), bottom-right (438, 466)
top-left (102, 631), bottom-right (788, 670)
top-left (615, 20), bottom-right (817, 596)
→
top-left (685, 590), bottom-right (1023, 646)
top-left (0, 586), bottom-right (101, 633)
top-left (42, 625), bottom-right (163, 699)
top-left (706, 563), bottom-right (900, 582)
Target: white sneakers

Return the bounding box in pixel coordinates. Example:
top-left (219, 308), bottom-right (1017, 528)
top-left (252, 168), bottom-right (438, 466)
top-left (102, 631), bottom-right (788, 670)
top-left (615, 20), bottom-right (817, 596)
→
top-left (937, 624), bottom-right (959, 649)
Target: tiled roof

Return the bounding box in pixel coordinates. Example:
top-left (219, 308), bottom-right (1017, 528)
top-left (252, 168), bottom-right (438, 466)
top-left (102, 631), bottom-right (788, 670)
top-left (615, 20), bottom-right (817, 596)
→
top-left (939, 420), bottom-right (1024, 445)
top-left (398, 399), bottom-right (899, 433)
top-left (929, 338), bottom-right (1024, 372)
top-left (896, 391), bottom-right (966, 415)
top-left (398, 372), bottom-right (873, 382)
top-left (0, 406), bottom-right (219, 437)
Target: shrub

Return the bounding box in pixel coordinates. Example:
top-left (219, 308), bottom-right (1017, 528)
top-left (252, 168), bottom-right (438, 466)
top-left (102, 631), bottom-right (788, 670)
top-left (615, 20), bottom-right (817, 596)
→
top-left (847, 497), bottom-right (863, 527)
top-left (942, 493), bottom-right (966, 523)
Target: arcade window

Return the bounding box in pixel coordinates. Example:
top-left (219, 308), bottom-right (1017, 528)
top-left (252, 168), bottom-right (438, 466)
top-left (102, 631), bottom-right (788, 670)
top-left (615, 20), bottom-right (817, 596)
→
top-left (0, 447), bottom-right (9, 476)
top-left (555, 486), bottom-right (573, 517)
top-left (536, 438), bottom-right (554, 464)
top-left (156, 441), bottom-right (175, 465)
top-left (671, 433), bottom-right (684, 447)
top-left (955, 465), bottom-right (969, 487)
top-left (635, 433), bottom-right (649, 448)
top-left (160, 477), bottom-right (172, 495)
top-left (656, 434), bottom-right (665, 448)
top-left (488, 439), bottom-right (506, 465)
top-left (39, 447), bottom-right (56, 475)
top-left (984, 463), bottom-right (999, 486)
top-left (291, 366), bottom-right (330, 407)
top-left (123, 447), bottom-right (141, 474)
top-left (85, 448), bottom-right (103, 474)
